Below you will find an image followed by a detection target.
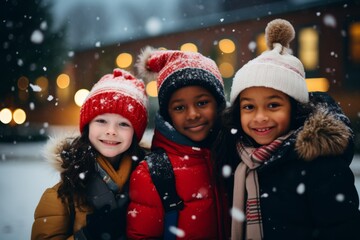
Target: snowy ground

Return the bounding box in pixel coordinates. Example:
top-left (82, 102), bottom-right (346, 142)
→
top-left (0, 141), bottom-right (360, 240)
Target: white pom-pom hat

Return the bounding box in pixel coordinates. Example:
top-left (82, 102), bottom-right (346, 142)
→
top-left (230, 19), bottom-right (309, 104)
top-left (80, 68), bottom-right (148, 141)
top-left (135, 46), bottom-right (226, 120)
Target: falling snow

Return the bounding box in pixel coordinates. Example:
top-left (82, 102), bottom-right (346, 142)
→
top-left (79, 172), bottom-right (86, 179)
top-left (47, 95), bottom-right (54, 101)
top-left (145, 17), bottom-right (162, 36)
top-left (248, 41), bottom-right (256, 52)
top-left (30, 30), bottom-right (44, 44)
top-left (169, 226), bottom-right (185, 238)
top-left (230, 207), bottom-right (245, 222)
top-left (222, 165), bottom-right (232, 178)
top-left (261, 193), bottom-right (269, 198)
top-left (68, 51), bottom-right (74, 57)
top-left (297, 183), bottom-right (306, 194)
top-left (17, 59), bottom-right (24, 66)
top-left (323, 14), bottom-right (337, 28)
top-left (29, 83), bottom-right (42, 92)
top-left (230, 128), bottom-right (238, 134)
top-left (40, 21), bottom-right (47, 30)
top-left (336, 193), bottom-right (345, 202)
top-left (29, 102), bottom-right (35, 110)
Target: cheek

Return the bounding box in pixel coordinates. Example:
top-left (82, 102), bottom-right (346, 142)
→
top-left (277, 113), bottom-right (291, 130)
top-left (88, 132), bottom-right (96, 146)
top-left (205, 106), bottom-right (218, 122)
top-left (240, 113), bottom-right (250, 128)
top-left (123, 130), bottom-right (134, 145)
top-left (169, 114), bottom-right (182, 129)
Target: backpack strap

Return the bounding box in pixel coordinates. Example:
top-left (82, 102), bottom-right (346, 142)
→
top-left (146, 148), bottom-right (184, 240)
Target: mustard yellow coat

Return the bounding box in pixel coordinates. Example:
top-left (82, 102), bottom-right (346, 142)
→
top-left (31, 182), bottom-right (91, 240)
top-left (31, 136), bottom-right (93, 240)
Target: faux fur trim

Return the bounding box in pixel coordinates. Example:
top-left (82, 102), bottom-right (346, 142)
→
top-left (135, 46), bottom-right (160, 83)
top-left (295, 106), bottom-right (351, 161)
top-left (42, 133), bottom-right (78, 173)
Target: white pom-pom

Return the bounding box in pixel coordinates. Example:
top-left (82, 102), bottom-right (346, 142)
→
top-left (135, 46), bottom-right (159, 83)
top-left (265, 19), bottom-right (295, 49)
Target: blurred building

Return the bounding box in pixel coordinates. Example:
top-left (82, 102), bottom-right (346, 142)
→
top-left (1, 0), bottom-right (360, 150)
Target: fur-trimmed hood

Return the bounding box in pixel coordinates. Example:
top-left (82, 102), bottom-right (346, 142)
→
top-left (42, 134), bottom-right (78, 173)
top-left (295, 104), bottom-right (353, 161)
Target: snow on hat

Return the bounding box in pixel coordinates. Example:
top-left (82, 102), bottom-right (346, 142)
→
top-left (80, 68), bottom-right (148, 141)
top-left (136, 46), bottom-right (226, 120)
top-left (230, 18), bottom-right (309, 104)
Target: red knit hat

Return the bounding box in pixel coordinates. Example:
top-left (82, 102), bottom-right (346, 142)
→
top-left (80, 68), bottom-right (148, 141)
top-left (136, 46), bottom-right (226, 120)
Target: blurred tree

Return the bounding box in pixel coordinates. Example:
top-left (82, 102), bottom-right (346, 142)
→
top-left (0, 0), bottom-right (67, 109)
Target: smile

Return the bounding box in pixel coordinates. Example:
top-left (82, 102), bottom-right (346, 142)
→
top-left (100, 140), bottom-right (120, 145)
top-left (254, 127), bottom-right (271, 132)
top-left (185, 123), bottom-right (206, 131)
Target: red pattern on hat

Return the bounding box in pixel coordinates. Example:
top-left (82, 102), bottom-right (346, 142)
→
top-left (144, 49), bottom-right (223, 89)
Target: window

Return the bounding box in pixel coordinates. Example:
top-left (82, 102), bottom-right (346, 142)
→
top-left (349, 22), bottom-right (360, 64)
top-left (299, 27), bottom-right (319, 71)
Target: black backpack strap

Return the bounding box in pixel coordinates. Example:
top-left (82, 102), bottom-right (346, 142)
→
top-left (86, 174), bottom-right (118, 211)
top-left (146, 148), bottom-right (184, 239)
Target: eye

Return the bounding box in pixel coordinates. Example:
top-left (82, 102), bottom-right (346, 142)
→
top-left (241, 104), bottom-right (254, 111)
top-left (268, 102), bottom-right (280, 109)
top-left (95, 118), bottom-right (106, 124)
top-left (197, 100), bottom-right (209, 107)
top-left (172, 105), bottom-right (185, 111)
top-left (119, 122), bottom-right (131, 127)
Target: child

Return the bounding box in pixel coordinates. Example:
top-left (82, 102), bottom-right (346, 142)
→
top-left (213, 18), bottom-right (360, 240)
top-left (31, 68), bottom-right (148, 240)
top-left (126, 47), bottom-right (230, 239)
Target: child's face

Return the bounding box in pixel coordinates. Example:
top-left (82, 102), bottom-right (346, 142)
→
top-left (239, 87), bottom-right (291, 145)
top-left (89, 113), bottom-right (134, 164)
top-left (168, 85), bottom-right (217, 142)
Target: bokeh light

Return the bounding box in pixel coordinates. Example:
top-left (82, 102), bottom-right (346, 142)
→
top-left (13, 108), bottom-right (26, 124)
top-left (57, 74), bottom-right (70, 89)
top-left (116, 53), bottom-right (133, 68)
top-left (0, 108), bottom-right (12, 124)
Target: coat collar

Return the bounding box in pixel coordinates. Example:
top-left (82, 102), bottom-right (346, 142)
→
top-left (154, 112), bottom-right (205, 148)
top-left (295, 104), bottom-right (352, 161)
top-left (42, 133), bottom-right (76, 173)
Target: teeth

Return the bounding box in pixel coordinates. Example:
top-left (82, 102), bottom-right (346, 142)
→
top-left (257, 128), bottom-right (269, 132)
top-left (102, 140), bottom-right (118, 144)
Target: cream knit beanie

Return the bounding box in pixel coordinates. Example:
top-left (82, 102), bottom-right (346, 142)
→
top-left (230, 19), bottom-right (309, 104)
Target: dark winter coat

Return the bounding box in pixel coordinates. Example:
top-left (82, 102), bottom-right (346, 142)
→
top-left (126, 113), bottom-right (229, 239)
top-left (255, 92), bottom-right (360, 239)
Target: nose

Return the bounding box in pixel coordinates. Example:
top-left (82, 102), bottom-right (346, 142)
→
top-left (106, 124), bottom-right (117, 135)
top-left (186, 106), bottom-right (200, 120)
top-left (254, 109), bottom-right (268, 123)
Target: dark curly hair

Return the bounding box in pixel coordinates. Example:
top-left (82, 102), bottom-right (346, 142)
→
top-left (57, 125), bottom-right (145, 209)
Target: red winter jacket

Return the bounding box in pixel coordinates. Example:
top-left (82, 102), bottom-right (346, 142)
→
top-left (127, 128), bottom-right (229, 239)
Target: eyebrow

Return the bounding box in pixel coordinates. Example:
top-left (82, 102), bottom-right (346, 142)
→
top-left (240, 94), bottom-right (285, 103)
top-left (170, 93), bottom-right (211, 104)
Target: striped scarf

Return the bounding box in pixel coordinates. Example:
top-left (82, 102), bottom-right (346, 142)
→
top-left (231, 132), bottom-right (292, 240)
